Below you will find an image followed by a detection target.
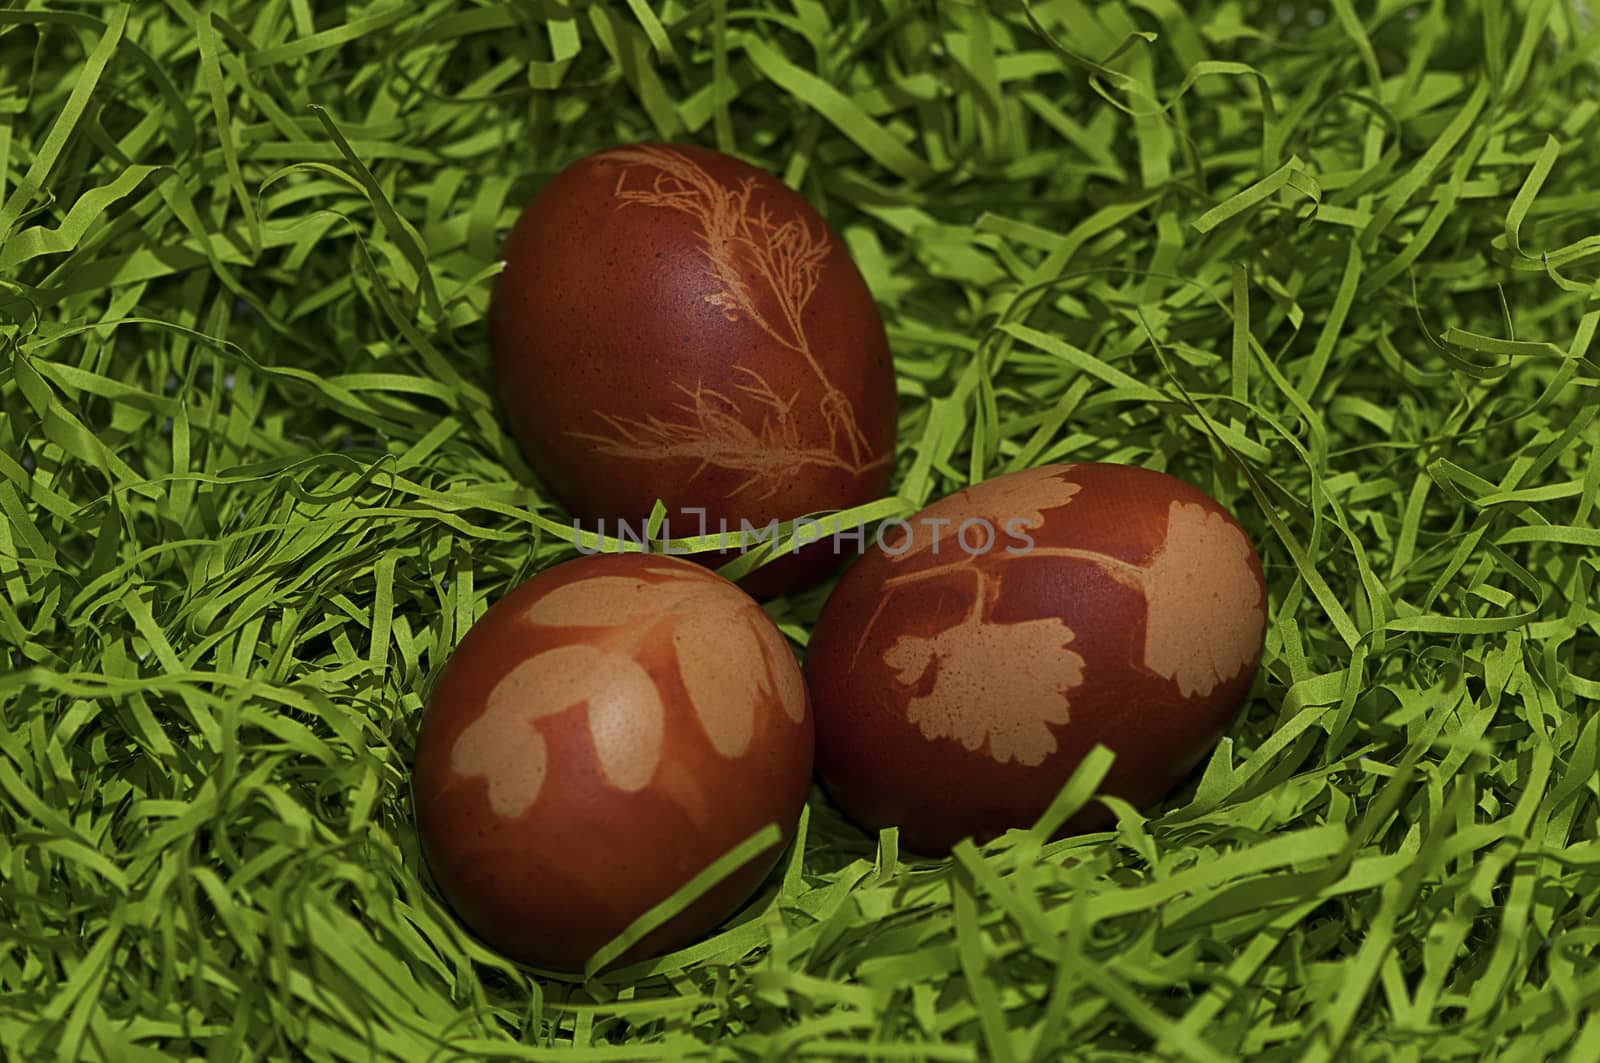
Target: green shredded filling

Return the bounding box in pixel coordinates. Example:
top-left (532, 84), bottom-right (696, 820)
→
top-left (1, 1), bottom-right (1598, 1059)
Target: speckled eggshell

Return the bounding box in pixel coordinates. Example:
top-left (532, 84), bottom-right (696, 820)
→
top-left (490, 143), bottom-right (898, 596)
top-left (804, 463), bottom-right (1268, 856)
top-left (412, 553), bottom-right (812, 971)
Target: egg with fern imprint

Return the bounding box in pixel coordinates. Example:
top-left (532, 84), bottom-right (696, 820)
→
top-left (490, 143), bottom-right (897, 596)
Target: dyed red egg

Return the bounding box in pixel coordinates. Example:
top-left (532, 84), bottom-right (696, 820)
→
top-left (412, 553), bottom-right (812, 970)
top-left (490, 143), bottom-right (897, 597)
top-left (804, 463), bottom-right (1268, 856)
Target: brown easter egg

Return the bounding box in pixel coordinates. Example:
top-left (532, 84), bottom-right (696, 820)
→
top-left (804, 463), bottom-right (1268, 856)
top-left (412, 553), bottom-right (812, 970)
top-left (490, 143), bottom-right (898, 597)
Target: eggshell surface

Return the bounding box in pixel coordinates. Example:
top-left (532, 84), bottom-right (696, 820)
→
top-left (412, 553), bottom-right (812, 970)
top-left (803, 463), bottom-right (1268, 856)
top-left (490, 143), bottom-right (897, 595)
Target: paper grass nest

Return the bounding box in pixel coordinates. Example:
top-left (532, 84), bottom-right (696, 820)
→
top-left (1, 2), bottom-right (1598, 1060)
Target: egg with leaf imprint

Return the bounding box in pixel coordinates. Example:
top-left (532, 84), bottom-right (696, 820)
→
top-left (412, 553), bottom-right (812, 971)
top-left (803, 463), bottom-right (1268, 856)
top-left (490, 142), bottom-right (898, 597)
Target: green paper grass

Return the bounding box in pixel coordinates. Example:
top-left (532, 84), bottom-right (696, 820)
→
top-left (3, 0), bottom-right (1599, 1059)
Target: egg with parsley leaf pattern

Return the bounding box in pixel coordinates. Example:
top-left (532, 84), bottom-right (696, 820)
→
top-left (804, 463), bottom-right (1267, 856)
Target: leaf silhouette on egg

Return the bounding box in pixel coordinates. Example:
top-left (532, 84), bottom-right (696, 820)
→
top-left (670, 610), bottom-right (780, 758)
top-left (1138, 502), bottom-right (1266, 697)
top-left (672, 608), bottom-right (762, 758)
top-left (751, 615), bottom-right (808, 726)
top-left (452, 644), bottom-right (664, 818)
top-left (523, 575), bottom-right (702, 629)
top-left (888, 468), bottom-right (1082, 561)
top-left (672, 584), bottom-right (806, 753)
top-left (858, 471), bottom-right (1266, 770)
top-left (562, 145), bottom-right (886, 499)
top-left (883, 615), bottom-right (1085, 766)
top-left (452, 565), bottom-right (801, 813)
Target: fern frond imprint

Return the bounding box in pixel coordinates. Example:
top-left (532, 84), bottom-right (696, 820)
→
top-left (570, 369), bottom-right (865, 500)
top-left (574, 146), bottom-right (882, 496)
